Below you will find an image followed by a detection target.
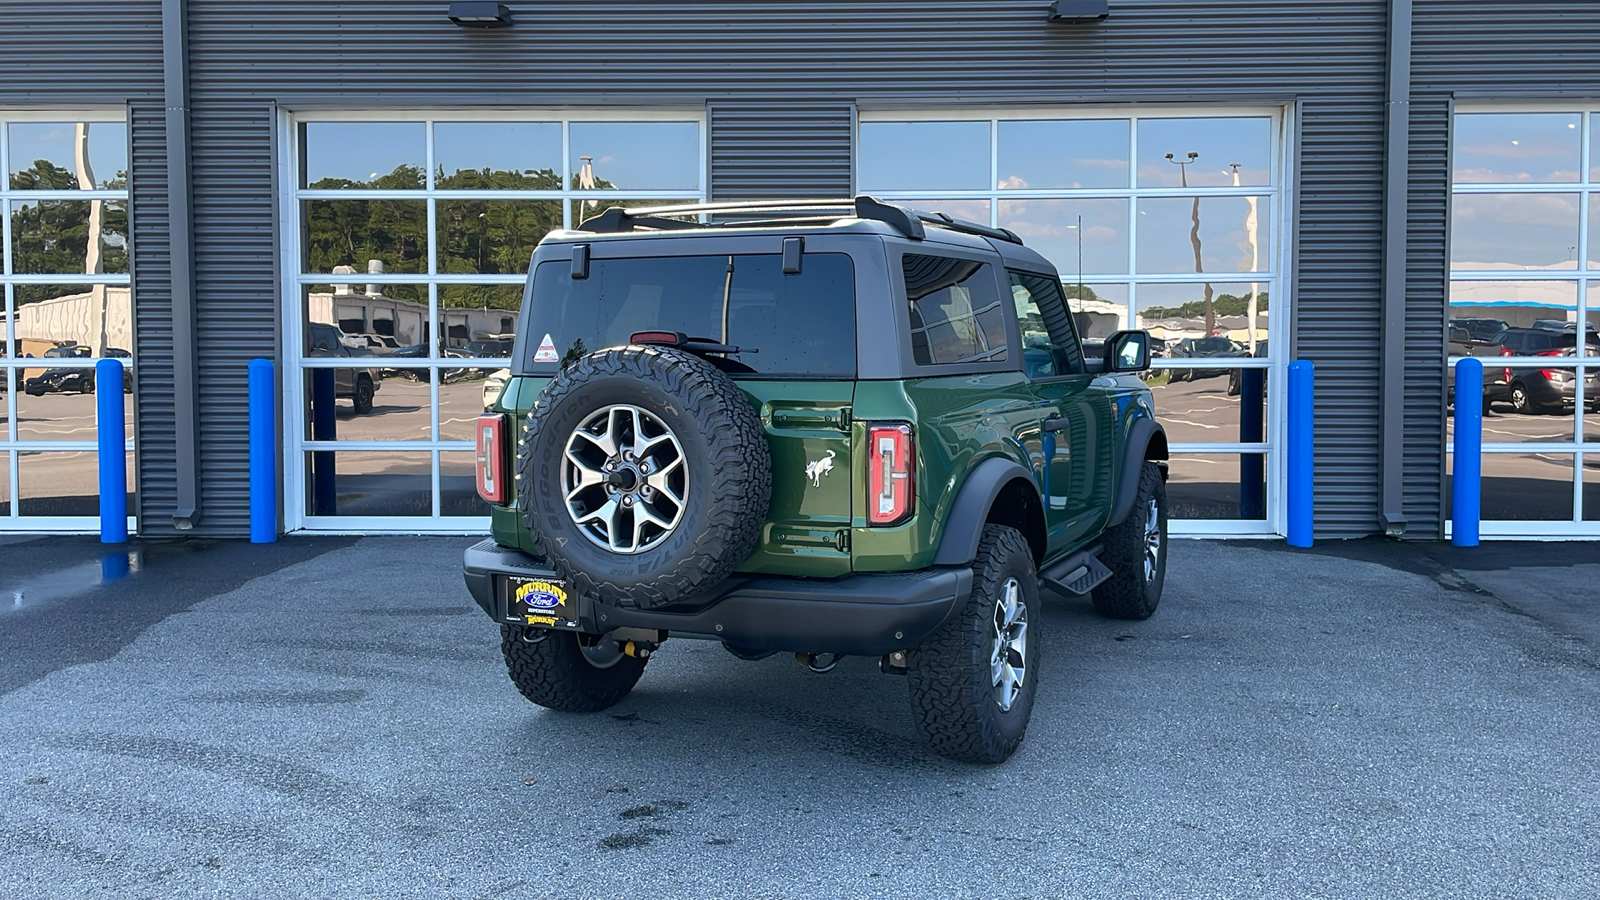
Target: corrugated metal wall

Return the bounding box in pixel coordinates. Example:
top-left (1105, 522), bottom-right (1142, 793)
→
top-left (1413, 1), bottom-right (1600, 94)
top-left (0, 2), bottom-right (162, 103)
top-left (33, 1), bottom-right (1546, 539)
top-left (708, 103), bottom-right (855, 201)
top-left (128, 101), bottom-right (178, 529)
top-left (172, 0), bottom-right (1393, 537)
top-left (1400, 95), bottom-right (1452, 539)
top-left (1290, 97), bottom-right (1387, 534)
top-left (189, 104), bottom-right (280, 534)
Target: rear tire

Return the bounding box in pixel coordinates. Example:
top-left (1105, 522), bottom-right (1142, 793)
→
top-left (352, 376), bottom-right (375, 415)
top-left (1093, 461), bottom-right (1167, 621)
top-left (1509, 381), bottom-right (1534, 415)
top-left (907, 525), bottom-right (1040, 764)
top-left (500, 626), bottom-right (647, 713)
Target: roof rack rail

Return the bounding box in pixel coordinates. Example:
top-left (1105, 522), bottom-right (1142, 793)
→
top-left (574, 195), bottom-right (1023, 246)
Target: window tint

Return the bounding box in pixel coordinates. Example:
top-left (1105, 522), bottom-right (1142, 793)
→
top-left (903, 255), bottom-right (1008, 367)
top-left (524, 253), bottom-right (856, 377)
top-left (1008, 271), bottom-right (1084, 377)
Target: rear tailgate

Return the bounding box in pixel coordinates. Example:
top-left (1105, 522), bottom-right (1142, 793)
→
top-left (736, 381), bottom-right (855, 578)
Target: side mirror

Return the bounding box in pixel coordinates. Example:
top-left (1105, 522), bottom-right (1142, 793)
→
top-left (1105, 330), bottom-right (1150, 373)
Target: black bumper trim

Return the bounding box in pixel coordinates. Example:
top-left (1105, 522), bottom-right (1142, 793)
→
top-left (462, 538), bottom-right (971, 656)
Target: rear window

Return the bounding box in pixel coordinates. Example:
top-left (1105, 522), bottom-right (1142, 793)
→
top-left (523, 253), bottom-right (856, 377)
top-left (903, 254), bottom-right (1008, 367)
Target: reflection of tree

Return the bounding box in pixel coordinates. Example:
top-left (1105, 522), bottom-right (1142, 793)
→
top-left (305, 165), bottom-right (428, 275)
top-left (305, 164), bottom-right (573, 312)
top-left (8, 158), bottom-right (129, 307)
top-left (303, 159), bottom-right (635, 323)
top-left (437, 171), bottom-right (562, 280)
top-left (1140, 291), bottom-right (1269, 319)
top-left (1063, 284), bottom-right (1105, 305)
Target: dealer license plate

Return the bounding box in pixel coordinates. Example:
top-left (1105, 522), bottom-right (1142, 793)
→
top-left (506, 576), bottom-right (579, 629)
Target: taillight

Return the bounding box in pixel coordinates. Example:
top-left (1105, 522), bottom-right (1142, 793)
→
top-left (868, 423), bottom-right (914, 526)
top-left (1501, 346), bottom-right (1513, 385)
top-left (475, 413), bottom-right (507, 504)
top-left (1536, 350), bottom-right (1567, 382)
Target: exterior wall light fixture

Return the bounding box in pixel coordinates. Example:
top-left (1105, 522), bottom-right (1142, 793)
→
top-left (1048, 0), bottom-right (1110, 24)
top-left (448, 2), bottom-right (513, 28)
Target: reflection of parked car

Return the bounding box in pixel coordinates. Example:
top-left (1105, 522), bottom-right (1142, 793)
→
top-left (482, 368), bottom-right (510, 410)
top-left (1530, 319), bottom-right (1596, 334)
top-left (1167, 335), bottom-right (1250, 382)
top-left (23, 347), bottom-right (132, 396)
top-left (1225, 340), bottom-right (1269, 396)
top-left (464, 336), bottom-right (515, 358)
top-left (1454, 326), bottom-right (1600, 415)
top-left (1452, 317), bottom-right (1510, 342)
top-left (1448, 327), bottom-right (1499, 415)
top-left (308, 323), bottom-right (382, 414)
top-left (1503, 346), bottom-right (1596, 414)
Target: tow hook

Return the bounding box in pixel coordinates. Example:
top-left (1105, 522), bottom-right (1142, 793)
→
top-left (622, 641), bottom-right (656, 659)
top-left (610, 627), bottom-right (666, 659)
top-left (878, 650), bottom-right (908, 675)
top-left (795, 652), bottom-right (842, 674)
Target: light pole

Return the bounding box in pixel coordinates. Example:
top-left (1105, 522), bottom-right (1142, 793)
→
top-left (1064, 214), bottom-right (1083, 316)
top-left (1167, 151), bottom-right (1214, 336)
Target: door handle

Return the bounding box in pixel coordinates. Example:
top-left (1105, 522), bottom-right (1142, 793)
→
top-left (1042, 417), bottom-right (1069, 433)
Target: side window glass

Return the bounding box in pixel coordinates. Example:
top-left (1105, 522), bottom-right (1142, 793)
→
top-left (1008, 271), bottom-right (1085, 377)
top-left (903, 254), bottom-right (1008, 366)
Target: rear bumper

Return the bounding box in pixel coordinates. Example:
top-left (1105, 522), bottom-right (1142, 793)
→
top-left (462, 538), bottom-right (971, 656)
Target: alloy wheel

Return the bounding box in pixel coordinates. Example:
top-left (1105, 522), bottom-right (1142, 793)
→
top-left (562, 404), bottom-right (688, 554)
top-left (990, 578), bottom-right (1029, 712)
top-left (1143, 497), bottom-right (1162, 584)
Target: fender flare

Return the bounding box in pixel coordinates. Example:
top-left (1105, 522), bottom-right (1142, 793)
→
top-left (933, 457), bottom-right (1043, 566)
top-left (1108, 417), bottom-right (1169, 528)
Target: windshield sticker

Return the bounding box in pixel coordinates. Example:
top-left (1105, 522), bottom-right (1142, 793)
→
top-left (534, 334), bottom-right (559, 363)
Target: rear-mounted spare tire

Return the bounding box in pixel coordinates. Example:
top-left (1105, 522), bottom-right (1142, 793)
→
top-left (516, 346), bottom-right (772, 610)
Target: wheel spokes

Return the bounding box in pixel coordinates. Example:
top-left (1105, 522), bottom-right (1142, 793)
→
top-left (563, 404), bottom-right (689, 555)
top-left (990, 578), bottom-right (1028, 712)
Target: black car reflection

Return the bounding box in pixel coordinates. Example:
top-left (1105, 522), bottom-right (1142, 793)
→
top-left (1167, 335), bottom-right (1251, 382)
top-left (1226, 340), bottom-right (1270, 396)
top-left (23, 347), bottom-right (132, 395)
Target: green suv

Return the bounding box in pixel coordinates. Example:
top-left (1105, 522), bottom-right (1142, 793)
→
top-left (463, 197), bottom-right (1170, 763)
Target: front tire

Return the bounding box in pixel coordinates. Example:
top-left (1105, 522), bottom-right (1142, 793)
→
top-left (500, 626), bottom-right (647, 713)
top-left (907, 525), bottom-right (1040, 764)
top-left (1093, 461), bottom-right (1167, 621)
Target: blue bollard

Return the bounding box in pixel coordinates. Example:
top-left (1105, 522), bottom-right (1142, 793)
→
top-left (1286, 360), bottom-right (1314, 548)
top-left (249, 358), bottom-right (279, 543)
top-left (96, 358), bottom-right (128, 543)
top-left (1452, 358), bottom-right (1483, 547)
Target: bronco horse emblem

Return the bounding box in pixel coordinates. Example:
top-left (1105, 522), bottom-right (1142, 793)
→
top-left (805, 450), bottom-right (836, 488)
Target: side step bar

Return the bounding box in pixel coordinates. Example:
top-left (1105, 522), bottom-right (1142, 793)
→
top-left (1040, 545), bottom-right (1112, 597)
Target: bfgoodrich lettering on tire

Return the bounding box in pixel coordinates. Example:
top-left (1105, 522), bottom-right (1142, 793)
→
top-left (516, 346), bottom-right (772, 610)
top-left (907, 524), bottom-right (1040, 764)
top-left (1093, 460), bottom-right (1167, 620)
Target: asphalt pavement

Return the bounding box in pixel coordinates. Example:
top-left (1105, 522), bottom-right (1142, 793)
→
top-left (1, 534), bottom-right (1598, 899)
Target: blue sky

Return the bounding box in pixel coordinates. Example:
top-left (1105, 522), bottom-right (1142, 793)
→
top-left (302, 121), bottom-right (700, 190)
top-left (6, 121), bottom-right (128, 185)
top-left (858, 117), bottom-right (1274, 193)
